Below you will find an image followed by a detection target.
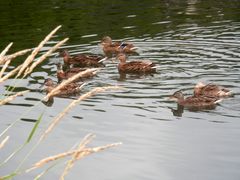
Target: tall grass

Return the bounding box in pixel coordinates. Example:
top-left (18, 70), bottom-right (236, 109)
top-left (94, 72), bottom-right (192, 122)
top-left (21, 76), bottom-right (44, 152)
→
top-left (0, 26), bottom-right (121, 179)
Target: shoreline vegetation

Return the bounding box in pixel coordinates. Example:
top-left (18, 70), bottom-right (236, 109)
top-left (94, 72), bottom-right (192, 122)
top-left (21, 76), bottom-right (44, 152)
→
top-left (0, 26), bottom-right (122, 179)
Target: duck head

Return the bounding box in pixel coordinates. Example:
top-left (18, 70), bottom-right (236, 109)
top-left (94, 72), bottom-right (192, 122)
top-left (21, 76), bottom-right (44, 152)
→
top-left (101, 36), bottom-right (112, 45)
top-left (59, 50), bottom-right (70, 57)
top-left (117, 53), bottom-right (127, 63)
top-left (169, 90), bottom-right (184, 102)
top-left (59, 50), bottom-right (71, 64)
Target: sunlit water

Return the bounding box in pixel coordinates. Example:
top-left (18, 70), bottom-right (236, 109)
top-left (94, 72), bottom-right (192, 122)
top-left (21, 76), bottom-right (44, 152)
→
top-left (0, 1), bottom-right (240, 179)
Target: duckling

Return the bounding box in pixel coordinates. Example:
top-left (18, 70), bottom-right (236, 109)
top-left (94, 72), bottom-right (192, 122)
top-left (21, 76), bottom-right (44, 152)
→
top-left (194, 82), bottom-right (232, 97)
top-left (116, 53), bottom-right (156, 74)
top-left (43, 78), bottom-right (84, 97)
top-left (59, 50), bottom-right (104, 68)
top-left (169, 90), bottom-right (222, 109)
top-left (101, 36), bottom-right (138, 55)
top-left (56, 63), bottom-right (97, 82)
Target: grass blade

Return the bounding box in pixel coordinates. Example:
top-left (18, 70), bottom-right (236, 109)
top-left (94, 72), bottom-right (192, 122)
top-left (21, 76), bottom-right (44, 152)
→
top-left (0, 172), bottom-right (18, 180)
top-left (33, 162), bottom-right (58, 180)
top-left (26, 112), bottom-right (44, 143)
top-left (0, 145), bottom-right (24, 167)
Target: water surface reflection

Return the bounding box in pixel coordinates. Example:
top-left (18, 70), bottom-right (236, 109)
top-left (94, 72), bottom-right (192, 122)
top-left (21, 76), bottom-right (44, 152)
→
top-left (0, 0), bottom-right (240, 180)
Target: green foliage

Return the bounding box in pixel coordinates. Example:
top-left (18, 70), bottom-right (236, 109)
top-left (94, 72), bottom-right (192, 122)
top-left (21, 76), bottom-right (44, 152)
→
top-left (0, 172), bottom-right (18, 180)
top-left (26, 112), bottom-right (44, 144)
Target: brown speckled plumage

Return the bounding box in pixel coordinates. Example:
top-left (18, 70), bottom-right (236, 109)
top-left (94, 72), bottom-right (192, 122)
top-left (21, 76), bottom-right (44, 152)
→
top-left (194, 82), bottom-right (232, 97)
top-left (43, 78), bottom-right (83, 97)
top-left (59, 50), bottom-right (104, 67)
top-left (117, 53), bottom-right (156, 74)
top-left (170, 90), bottom-right (221, 109)
top-left (56, 64), bottom-right (96, 82)
top-left (101, 36), bottom-right (137, 55)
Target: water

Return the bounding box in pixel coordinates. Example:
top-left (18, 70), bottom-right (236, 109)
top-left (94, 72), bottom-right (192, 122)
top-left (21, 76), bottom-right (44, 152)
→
top-left (0, 0), bottom-right (240, 179)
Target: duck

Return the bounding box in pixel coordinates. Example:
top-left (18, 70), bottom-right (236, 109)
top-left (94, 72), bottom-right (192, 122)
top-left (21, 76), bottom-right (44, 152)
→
top-left (101, 36), bottom-right (138, 56)
top-left (43, 78), bottom-right (84, 97)
top-left (194, 82), bottom-right (232, 97)
top-left (59, 50), bottom-right (104, 68)
top-left (56, 63), bottom-right (97, 82)
top-left (116, 53), bottom-right (157, 74)
top-left (169, 90), bottom-right (222, 109)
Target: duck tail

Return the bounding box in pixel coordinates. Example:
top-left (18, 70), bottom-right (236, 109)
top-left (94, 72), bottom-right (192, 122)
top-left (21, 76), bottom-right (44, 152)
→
top-left (214, 98), bottom-right (223, 104)
top-left (225, 90), bottom-right (233, 97)
top-left (226, 91), bottom-right (234, 97)
top-left (218, 90), bottom-right (233, 97)
top-left (130, 47), bottom-right (138, 51)
top-left (98, 57), bottom-right (108, 63)
top-left (92, 70), bottom-right (99, 76)
top-left (151, 65), bottom-right (160, 69)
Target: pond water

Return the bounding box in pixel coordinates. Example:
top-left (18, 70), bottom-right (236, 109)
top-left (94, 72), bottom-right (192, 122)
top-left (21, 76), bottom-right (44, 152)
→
top-left (0, 0), bottom-right (240, 179)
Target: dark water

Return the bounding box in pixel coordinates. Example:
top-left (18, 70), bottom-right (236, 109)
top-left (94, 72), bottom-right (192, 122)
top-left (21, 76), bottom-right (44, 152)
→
top-left (0, 0), bottom-right (240, 179)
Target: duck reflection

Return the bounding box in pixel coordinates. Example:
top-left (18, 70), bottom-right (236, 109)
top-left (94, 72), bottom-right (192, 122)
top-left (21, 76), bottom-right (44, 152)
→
top-left (186, 0), bottom-right (198, 15)
top-left (41, 97), bottom-right (54, 107)
top-left (118, 72), bottom-right (155, 81)
top-left (170, 104), bottom-right (184, 117)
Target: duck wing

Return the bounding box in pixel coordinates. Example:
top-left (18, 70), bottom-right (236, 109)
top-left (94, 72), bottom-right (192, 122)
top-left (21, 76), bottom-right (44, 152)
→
top-left (122, 61), bottom-right (155, 73)
top-left (184, 96), bottom-right (219, 106)
top-left (203, 83), bottom-right (219, 91)
top-left (85, 55), bottom-right (103, 62)
top-left (69, 54), bottom-right (103, 67)
top-left (113, 41), bottom-right (121, 46)
top-left (119, 42), bottom-right (134, 49)
top-left (67, 67), bottom-right (85, 73)
top-left (71, 54), bottom-right (99, 62)
top-left (141, 60), bottom-right (155, 67)
top-left (60, 83), bottom-right (83, 94)
top-left (202, 83), bottom-right (231, 97)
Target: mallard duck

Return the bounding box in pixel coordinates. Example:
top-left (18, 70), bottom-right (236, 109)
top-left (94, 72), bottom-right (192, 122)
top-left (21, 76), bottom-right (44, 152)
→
top-left (101, 36), bottom-right (138, 55)
top-left (43, 78), bottom-right (84, 97)
top-left (194, 82), bottom-right (232, 97)
top-left (56, 63), bottom-right (97, 82)
top-left (116, 53), bottom-right (156, 74)
top-left (59, 50), bottom-right (104, 67)
top-left (169, 90), bottom-right (222, 109)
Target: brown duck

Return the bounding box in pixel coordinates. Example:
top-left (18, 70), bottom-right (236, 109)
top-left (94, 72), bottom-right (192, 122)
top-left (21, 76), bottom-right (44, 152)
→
top-left (56, 63), bottom-right (97, 82)
top-left (169, 90), bottom-right (222, 109)
top-left (43, 78), bottom-right (84, 97)
top-left (116, 53), bottom-right (157, 74)
top-left (194, 82), bottom-right (232, 97)
top-left (59, 50), bottom-right (104, 67)
top-left (101, 36), bottom-right (138, 55)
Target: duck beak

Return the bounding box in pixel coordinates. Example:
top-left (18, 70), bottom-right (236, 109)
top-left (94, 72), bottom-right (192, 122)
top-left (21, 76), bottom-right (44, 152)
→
top-left (130, 47), bottom-right (138, 50)
top-left (168, 96), bottom-right (177, 101)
